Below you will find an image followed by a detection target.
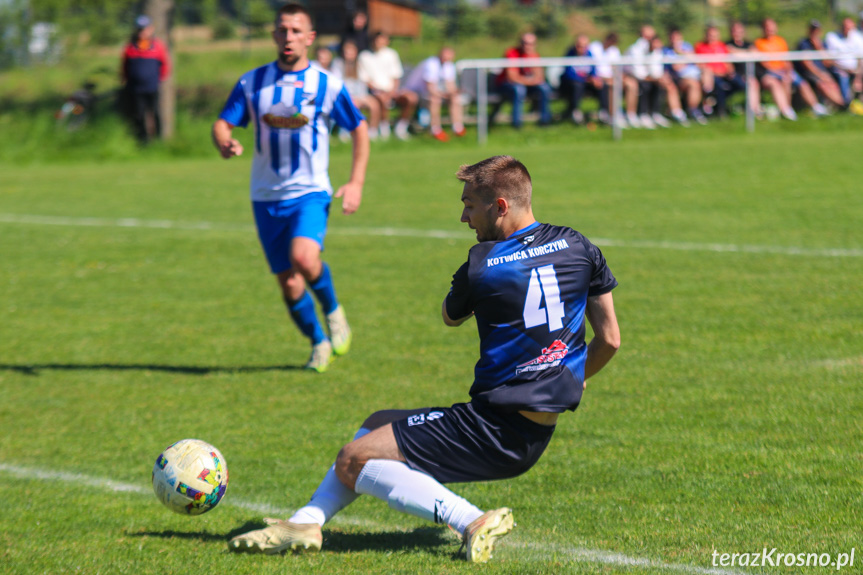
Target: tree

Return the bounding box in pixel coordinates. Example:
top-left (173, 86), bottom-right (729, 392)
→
top-left (142, 0), bottom-right (175, 139)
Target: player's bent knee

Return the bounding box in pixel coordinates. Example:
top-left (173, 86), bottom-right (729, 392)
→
top-left (290, 252), bottom-right (321, 278)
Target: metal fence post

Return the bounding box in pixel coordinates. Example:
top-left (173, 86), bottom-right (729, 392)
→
top-left (612, 64), bottom-right (623, 141)
top-left (745, 60), bottom-right (755, 133)
top-left (478, 67), bottom-right (488, 145)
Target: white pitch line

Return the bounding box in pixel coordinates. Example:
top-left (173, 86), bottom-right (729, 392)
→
top-left (2, 212), bottom-right (858, 259)
top-left (0, 462), bottom-right (746, 574)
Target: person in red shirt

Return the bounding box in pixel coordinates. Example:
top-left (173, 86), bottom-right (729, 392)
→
top-left (695, 24), bottom-right (760, 118)
top-left (120, 15), bottom-right (171, 142)
top-left (491, 33), bottom-right (552, 128)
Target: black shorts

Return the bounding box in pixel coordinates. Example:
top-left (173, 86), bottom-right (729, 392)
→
top-left (391, 401), bottom-right (555, 484)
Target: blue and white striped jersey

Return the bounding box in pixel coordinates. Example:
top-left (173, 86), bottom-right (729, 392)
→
top-left (219, 62), bottom-right (365, 202)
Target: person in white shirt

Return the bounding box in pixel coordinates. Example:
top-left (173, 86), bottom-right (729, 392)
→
top-left (624, 27), bottom-right (686, 128)
top-left (331, 38), bottom-right (382, 139)
top-left (587, 32), bottom-right (621, 125)
top-left (824, 18), bottom-right (863, 105)
top-left (359, 32), bottom-right (418, 140)
top-left (402, 47), bottom-right (465, 141)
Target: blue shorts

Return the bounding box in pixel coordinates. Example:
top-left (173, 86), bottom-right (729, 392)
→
top-left (391, 401), bottom-right (555, 484)
top-left (763, 69), bottom-right (805, 89)
top-left (252, 192), bottom-right (331, 274)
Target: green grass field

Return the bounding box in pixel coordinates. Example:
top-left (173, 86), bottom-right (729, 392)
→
top-left (1, 130), bottom-right (862, 574)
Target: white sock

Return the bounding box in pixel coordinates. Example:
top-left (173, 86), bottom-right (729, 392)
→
top-left (355, 459), bottom-right (484, 535)
top-left (452, 122), bottom-right (465, 132)
top-left (289, 428), bottom-right (371, 525)
top-left (395, 119), bottom-right (410, 131)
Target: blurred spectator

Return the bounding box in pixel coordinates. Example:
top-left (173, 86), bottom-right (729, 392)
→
top-left (120, 15), bottom-right (170, 143)
top-left (625, 28), bottom-right (687, 128)
top-left (402, 47), bottom-right (465, 141)
top-left (559, 34), bottom-right (602, 125)
top-left (340, 11), bottom-right (370, 54)
top-left (359, 32), bottom-right (417, 140)
top-left (754, 18), bottom-right (828, 120)
top-left (587, 32), bottom-right (621, 125)
top-left (623, 24), bottom-right (655, 127)
top-left (824, 17), bottom-right (863, 106)
top-left (492, 32), bottom-right (552, 128)
top-left (331, 39), bottom-right (382, 140)
top-left (697, 24), bottom-right (741, 118)
top-left (724, 21), bottom-right (764, 117)
top-left (666, 28), bottom-right (707, 124)
top-left (313, 46), bottom-right (334, 71)
top-left (794, 20), bottom-right (845, 109)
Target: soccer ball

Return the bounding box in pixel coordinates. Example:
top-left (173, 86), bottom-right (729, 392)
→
top-left (152, 439), bottom-right (229, 515)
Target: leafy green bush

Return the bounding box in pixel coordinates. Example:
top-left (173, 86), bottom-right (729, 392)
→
top-left (245, 0), bottom-right (275, 38)
top-left (596, 0), bottom-right (627, 27)
top-left (443, 0), bottom-right (486, 40)
top-left (486, 0), bottom-right (521, 40)
top-left (724, 0), bottom-right (781, 25)
top-left (659, 0), bottom-right (696, 33)
top-left (211, 15), bottom-right (236, 40)
top-left (531, 0), bottom-right (567, 39)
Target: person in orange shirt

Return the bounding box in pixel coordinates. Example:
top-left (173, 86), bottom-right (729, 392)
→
top-left (754, 18), bottom-right (827, 119)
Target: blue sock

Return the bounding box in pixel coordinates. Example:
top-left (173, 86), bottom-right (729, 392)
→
top-left (287, 291), bottom-right (326, 344)
top-left (309, 263), bottom-right (338, 315)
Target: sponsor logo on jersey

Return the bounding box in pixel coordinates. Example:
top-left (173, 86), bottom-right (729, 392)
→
top-left (407, 411), bottom-right (445, 426)
top-left (522, 235), bottom-right (535, 244)
top-left (262, 101), bottom-right (310, 130)
top-left (262, 112), bottom-right (310, 129)
top-left (515, 339), bottom-right (569, 374)
top-left (276, 79), bottom-right (305, 88)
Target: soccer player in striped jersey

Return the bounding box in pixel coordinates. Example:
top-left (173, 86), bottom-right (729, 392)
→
top-left (212, 3), bottom-right (369, 372)
top-left (227, 156), bottom-right (621, 562)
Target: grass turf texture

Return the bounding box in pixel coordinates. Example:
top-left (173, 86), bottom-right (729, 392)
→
top-left (1, 131), bottom-right (862, 574)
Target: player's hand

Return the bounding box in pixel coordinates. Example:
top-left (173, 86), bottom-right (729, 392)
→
top-left (335, 181), bottom-right (363, 215)
top-left (218, 139), bottom-right (243, 159)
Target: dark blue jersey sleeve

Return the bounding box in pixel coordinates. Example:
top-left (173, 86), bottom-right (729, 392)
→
top-left (219, 80), bottom-right (250, 128)
top-left (445, 261), bottom-right (472, 321)
top-left (331, 87), bottom-right (365, 131)
top-left (585, 239), bottom-right (618, 296)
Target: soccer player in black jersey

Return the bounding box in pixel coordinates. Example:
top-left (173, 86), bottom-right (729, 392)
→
top-left (229, 155), bottom-right (621, 562)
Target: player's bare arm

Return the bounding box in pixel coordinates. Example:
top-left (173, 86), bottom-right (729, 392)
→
top-left (211, 118), bottom-right (243, 159)
top-left (441, 299), bottom-right (473, 327)
top-left (583, 291), bottom-right (621, 383)
top-left (335, 120), bottom-right (369, 215)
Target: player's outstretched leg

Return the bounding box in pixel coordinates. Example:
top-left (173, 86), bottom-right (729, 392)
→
top-left (463, 507), bottom-right (515, 563)
top-left (353, 459), bottom-right (514, 562)
top-left (227, 518), bottom-right (322, 554)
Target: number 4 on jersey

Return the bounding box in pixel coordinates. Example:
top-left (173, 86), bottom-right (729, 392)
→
top-left (523, 264), bottom-right (565, 331)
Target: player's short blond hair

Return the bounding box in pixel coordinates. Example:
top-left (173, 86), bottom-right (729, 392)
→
top-left (456, 155), bottom-right (532, 209)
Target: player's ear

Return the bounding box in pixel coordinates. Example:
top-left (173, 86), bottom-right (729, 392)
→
top-left (496, 197), bottom-right (509, 216)
top-left (307, 30), bottom-right (317, 46)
